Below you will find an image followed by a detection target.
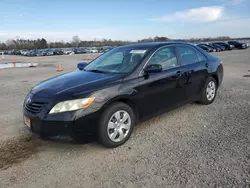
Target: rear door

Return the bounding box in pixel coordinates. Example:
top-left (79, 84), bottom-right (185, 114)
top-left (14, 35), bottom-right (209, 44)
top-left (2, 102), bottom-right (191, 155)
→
top-left (176, 45), bottom-right (209, 100)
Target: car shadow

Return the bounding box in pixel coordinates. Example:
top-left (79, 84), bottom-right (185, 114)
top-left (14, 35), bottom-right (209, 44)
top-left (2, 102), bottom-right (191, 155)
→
top-left (47, 134), bottom-right (96, 145)
top-left (243, 75), bottom-right (250, 77)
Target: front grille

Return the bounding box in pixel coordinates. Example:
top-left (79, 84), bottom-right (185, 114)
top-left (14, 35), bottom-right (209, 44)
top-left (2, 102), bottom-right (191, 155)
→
top-left (25, 101), bottom-right (47, 114)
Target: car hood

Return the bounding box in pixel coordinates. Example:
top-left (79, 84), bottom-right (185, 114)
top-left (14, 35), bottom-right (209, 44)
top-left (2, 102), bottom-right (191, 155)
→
top-left (31, 70), bottom-right (123, 99)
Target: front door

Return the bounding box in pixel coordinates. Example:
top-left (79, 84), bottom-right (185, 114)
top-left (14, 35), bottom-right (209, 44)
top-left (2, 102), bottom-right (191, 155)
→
top-left (136, 46), bottom-right (187, 117)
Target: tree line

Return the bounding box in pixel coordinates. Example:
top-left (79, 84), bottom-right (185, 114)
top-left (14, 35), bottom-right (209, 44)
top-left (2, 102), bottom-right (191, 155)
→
top-left (0, 35), bottom-right (249, 50)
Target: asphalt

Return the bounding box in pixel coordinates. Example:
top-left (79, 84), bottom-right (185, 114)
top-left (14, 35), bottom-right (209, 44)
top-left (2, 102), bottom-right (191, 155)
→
top-left (0, 49), bottom-right (250, 188)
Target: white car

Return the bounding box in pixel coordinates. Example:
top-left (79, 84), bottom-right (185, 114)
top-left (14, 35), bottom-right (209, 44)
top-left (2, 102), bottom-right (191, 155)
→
top-left (20, 50), bottom-right (29, 56)
top-left (89, 48), bottom-right (98, 53)
top-left (63, 49), bottom-right (74, 55)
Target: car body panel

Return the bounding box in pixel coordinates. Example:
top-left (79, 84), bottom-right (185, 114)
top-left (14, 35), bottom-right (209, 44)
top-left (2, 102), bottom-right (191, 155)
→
top-left (31, 70), bottom-right (124, 99)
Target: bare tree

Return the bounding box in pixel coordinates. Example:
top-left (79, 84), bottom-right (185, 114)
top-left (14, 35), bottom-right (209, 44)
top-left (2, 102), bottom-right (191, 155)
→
top-left (72, 35), bottom-right (81, 47)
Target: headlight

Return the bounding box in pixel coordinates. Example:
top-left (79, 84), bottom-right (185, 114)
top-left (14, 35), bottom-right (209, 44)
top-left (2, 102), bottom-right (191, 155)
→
top-left (49, 97), bottom-right (95, 114)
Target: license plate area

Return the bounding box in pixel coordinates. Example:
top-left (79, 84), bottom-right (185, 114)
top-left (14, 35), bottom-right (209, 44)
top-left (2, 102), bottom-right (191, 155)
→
top-left (24, 116), bottom-right (31, 127)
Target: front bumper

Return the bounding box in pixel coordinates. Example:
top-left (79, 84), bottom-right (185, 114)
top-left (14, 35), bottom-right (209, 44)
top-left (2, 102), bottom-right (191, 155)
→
top-left (23, 110), bottom-right (100, 137)
top-left (23, 93), bottom-right (101, 137)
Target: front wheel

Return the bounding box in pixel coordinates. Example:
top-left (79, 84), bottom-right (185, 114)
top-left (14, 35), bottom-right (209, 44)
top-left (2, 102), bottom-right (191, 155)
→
top-left (199, 77), bottom-right (217, 105)
top-left (98, 102), bottom-right (135, 148)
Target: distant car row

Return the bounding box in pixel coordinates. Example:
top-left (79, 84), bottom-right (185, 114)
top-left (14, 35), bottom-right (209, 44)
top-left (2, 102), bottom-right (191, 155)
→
top-left (1, 46), bottom-right (113, 56)
top-left (1, 41), bottom-right (248, 56)
top-left (196, 41), bottom-right (249, 52)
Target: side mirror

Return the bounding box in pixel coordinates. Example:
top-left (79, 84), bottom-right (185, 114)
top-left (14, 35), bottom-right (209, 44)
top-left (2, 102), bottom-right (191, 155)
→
top-left (144, 64), bottom-right (162, 74)
top-left (77, 62), bottom-right (88, 70)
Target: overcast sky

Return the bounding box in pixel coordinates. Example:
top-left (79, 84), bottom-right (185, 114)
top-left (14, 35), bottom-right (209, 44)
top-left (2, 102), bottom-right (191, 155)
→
top-left (0, 0), bottom-right (250, 42)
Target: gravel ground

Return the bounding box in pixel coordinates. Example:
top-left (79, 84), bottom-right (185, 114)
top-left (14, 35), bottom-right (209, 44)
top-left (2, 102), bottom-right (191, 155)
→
top-left (0, 49), bottom-right (250, 188)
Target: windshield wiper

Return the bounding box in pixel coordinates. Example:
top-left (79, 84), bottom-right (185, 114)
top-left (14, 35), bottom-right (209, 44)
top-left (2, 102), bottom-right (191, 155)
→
top-left (86, 69), bottom-right (107, 73)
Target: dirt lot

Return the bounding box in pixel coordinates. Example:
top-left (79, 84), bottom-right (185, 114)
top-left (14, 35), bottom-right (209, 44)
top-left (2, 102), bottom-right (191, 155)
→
top-left (0, 49), bottom-right (250, 188)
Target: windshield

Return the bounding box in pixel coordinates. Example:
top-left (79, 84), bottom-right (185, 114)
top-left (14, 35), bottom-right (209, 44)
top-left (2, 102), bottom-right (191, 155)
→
top-left (84, 46), bottom-right (149, 74)
top-left (199, 45), bottom-right (208, 49)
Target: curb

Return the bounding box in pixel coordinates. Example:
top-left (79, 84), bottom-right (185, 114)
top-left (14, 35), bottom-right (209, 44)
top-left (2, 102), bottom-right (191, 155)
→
top-left (0, 62), bottom-right (39, 70)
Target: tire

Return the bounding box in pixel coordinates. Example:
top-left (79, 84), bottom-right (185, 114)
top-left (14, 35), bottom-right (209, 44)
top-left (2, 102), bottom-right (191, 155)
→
top-left (199, 77), bottom-right (217, 105)
top-left (98, 102), bottom-right (135, 148)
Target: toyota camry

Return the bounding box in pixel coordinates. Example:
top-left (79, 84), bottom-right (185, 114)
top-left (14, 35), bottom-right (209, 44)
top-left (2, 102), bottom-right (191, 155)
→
top-left (23, 42), bottom-right (223, 148)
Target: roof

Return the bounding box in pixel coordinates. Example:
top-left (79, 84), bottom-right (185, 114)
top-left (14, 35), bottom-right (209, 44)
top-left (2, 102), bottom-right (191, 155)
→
top-left (117, 42), bottom-right (194, 49)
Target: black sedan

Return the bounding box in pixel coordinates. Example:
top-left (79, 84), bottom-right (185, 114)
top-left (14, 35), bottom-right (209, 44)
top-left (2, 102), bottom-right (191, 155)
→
top-left (52, 49), bottom-right (64, 55)
top-left (213, 42), bottom-right (233, 50)
top-left (197, 44), bottom-right (214, 52)
top-left (211, 44), bottom-right (225, 51)
top-left (228, 41), bottom-right (248, 49)
top-left (23, 42), bottom-right (223, 148)
top-left (206, 44), bottom-right (222, 52)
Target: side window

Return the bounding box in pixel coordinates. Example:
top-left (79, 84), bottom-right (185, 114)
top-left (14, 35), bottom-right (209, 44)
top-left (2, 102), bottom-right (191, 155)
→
top-left (178, 46), bottom-right (199, 65)
top-left (196, 50), bottom-right (207, 61)
top-left (148, 47), bottom-right (178, 70)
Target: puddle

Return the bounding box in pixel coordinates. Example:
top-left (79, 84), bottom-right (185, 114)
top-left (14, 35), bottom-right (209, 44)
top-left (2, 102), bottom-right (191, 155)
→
top-left (0, 135), bottom-right (43, 170)
top-left (0, 62), bottom-right (38, 69)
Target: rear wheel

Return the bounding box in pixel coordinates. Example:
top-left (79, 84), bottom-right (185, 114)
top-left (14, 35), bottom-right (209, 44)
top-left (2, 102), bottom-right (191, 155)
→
top-left (199, 77), bottom-right (217, 105)
top-left (98, 102), bottom-right (135, 148)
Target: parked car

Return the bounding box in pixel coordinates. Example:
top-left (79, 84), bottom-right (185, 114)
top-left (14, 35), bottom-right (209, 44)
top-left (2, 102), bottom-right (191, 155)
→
top-left (89, 47), bottom-right (98, 53)
top-left (52, 49), bottom-right (64, 55)
top-left (36, 50), bottom-right (47, 56)
top-left (85, 48), bottom-right (92, 53)
top-left (201, 44), bottom-right (220, 52)
top-left (73, 48), bottom-right (86, 54)
top-left (20, 50), bottom-right (29, 56)
top-left (211, 44), bottom-right (226, 51)
top-left (7, 50), bottom-right (13, 55)
top-left (44, 49), bottom-right (54, 56)
top-left (197, 44), bottom-right (213, 52)
top-left (13, 50), bottom-right (21, 55)
top-left (206, 44), bottom-right (223, 52)
top-left (228, 41), bottom-right (248, 49)
top-left (27, 50), bottom-right (38, 57)
top-left (23, 42), bottom-right (223, 148)
top-left (97, 47), bottom-right (105, 53)
top-left (213, 42), bottom-right (233, 50)
top-left (63, 48), bottom-right (74, 55)
top-left (98, 46), bottom-right (112, 53)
